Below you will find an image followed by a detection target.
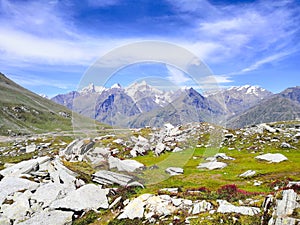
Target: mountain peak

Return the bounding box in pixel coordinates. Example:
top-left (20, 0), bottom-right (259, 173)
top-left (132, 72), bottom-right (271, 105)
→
top-left (111, 83), bottom-right (122, 89)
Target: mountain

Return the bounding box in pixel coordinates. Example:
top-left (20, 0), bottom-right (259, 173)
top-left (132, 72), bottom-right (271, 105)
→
top-left (206, 85), bottom-right (273, 116)
top-left (227, 87), bottom-right (300, 128)
top-left (279, 86), bottom-right (300, 104)
top-left (128, 88), bottom-right (226, 128)
top-left (94, 87), bottom-right (141, 126)
top-left (0, 73), bottom-right (75, 135)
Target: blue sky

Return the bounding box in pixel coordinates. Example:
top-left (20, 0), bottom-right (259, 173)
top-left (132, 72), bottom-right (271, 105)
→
top-left (0, 0), bottom-right (299, 97)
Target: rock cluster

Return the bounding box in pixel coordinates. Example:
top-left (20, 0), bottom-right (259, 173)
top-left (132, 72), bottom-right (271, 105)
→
top-left (0, 157), bottom-right (109, 224)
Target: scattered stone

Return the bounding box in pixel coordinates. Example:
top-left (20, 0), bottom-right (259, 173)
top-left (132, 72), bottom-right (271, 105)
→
top-left (165, 167), bottom-right (184, 176)
top-left (197, 162), bottom-right (227, 170)
top-left (172, 147), bottom-right (183, 152)
top-left (255, 153), bottom-right (288, 163)
top-left (280, 142), bottom-right (292, 148)
top-left (239, 170), bottom-right (256, 178)
top-left (160, 188), bottom-right (179, 195)
top-left (214, 153), bottom-right (235, 160)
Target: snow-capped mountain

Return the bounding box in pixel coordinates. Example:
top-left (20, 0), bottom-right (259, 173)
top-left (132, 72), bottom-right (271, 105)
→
top-left (124, 81), bottom-right (173, 112)
top-left (206, 85), bottom-right (273, 115)
top-left (51, 82), bottom-right (275, 127)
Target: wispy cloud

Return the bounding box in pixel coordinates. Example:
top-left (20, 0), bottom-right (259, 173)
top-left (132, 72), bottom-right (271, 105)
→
top-left (240, 51), bottom-right (294, 73)
top-left (166, 65), bottom-right (191, 85)
top-left (8, 74), bottom-right (75, 90)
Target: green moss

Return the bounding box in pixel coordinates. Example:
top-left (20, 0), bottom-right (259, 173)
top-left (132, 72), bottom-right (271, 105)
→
top-left (62, 161), bottom-right (96, 183)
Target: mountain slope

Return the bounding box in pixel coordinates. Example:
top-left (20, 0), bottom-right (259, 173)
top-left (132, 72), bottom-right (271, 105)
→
top-left (0, 72), bottom-right (99, 135)
top-left (129, 88), bottom-right (226, 128)
top-left (206, 85), bottom-right (273, 116)
top-left (227, 95), bottom-right (300, 128)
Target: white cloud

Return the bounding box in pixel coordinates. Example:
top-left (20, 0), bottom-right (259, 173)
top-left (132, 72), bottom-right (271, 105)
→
top-left (241, 51), bottom-right (294, 73)
top-left (8, 74), bottom-right (74, 90)
top-left (166, 65), bottom-right (191, 85)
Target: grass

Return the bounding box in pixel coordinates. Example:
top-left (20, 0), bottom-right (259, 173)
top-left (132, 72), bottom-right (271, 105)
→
top-left (62, 161), bottom-right (96, 183)
top-left (134, 146), bottom-right (300, 195)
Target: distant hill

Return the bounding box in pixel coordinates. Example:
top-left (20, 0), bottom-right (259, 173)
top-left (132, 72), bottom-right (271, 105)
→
top-left (0, 72), bottom-right (103, 136)
top-left (227, 87), bottom-right (300, 128)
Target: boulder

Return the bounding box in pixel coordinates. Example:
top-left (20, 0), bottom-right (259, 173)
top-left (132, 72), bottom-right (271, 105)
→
top-left (239, 170), bottom-right (256, 178)
top-left (280, 142), bottom-right (292, 148)
top-left (154, 143), bottom-right (166, 156)
top-left (197, 162), bottom-right (227, 170)
top-left (172, 147), bottom-right (183, 152)
top-left (192, 200), bottom-right (212, 214)
top-left (165, 167), bottom-right (184, 176)
top-left (214, 153), bottom-right (235, 160)
top-left (26, 144), bottom-right (36, 153)
top-left (93, 170), bottom-right (143, 187)
top-left (0, 177), bottom-right (39, 204)
top-left (31, 183), bottom-right (65, 208)
top-left (0, 190), bottom-right (32, 223)
top-left (93, 147), bottom-right (110, 157)
top-left (118, 195), bottom-right (148, 219)
top-left (255, 153), bottom-right (287, 163)
top-left (0, 156), bottom-right (50, 177)
top-left (217, 200), bottom-right (260, 216)
top-left (108, 156), bottom-right (144, 172)
top-left (18, 210), bottom-right (73, 225)
top-left (50, 184), bottom-right (109, 211)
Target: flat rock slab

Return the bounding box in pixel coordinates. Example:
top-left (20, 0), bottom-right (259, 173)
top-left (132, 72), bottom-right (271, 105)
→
top-left (255, 153), bottom-right (288, 163)
top-left (0, 177), bottom-right (39, 204)
top-left (0, 156), bottom-right (50, 177)
top-left (197, 162), bottom-right (227, 170)
top-left (217, 200), bottom-right (260, 216)
top-left (93, 170), bottom-right (143, 187)
top-left (165, 167), bottom-right (184, 176)
top-left (239, 170), bottom-right (256, 178)
top-left (18, 210), bottom-right (73, 225)
top-left (50, 184), bottom-right (109, 211)
top-left (108, 156), bottom-right (144, 172)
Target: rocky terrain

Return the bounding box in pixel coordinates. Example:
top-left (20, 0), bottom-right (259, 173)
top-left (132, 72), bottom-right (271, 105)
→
top-left (0, 121), bottom-right (299, 224)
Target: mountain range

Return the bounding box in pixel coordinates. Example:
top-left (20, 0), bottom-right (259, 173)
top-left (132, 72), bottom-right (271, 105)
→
top-left (51, 80), bottom-right (300, 128)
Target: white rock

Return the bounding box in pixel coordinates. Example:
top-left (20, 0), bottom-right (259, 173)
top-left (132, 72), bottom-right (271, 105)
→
top-left (255, 153), bottom-right (287, 163)
top-left (0, 177), bottom-right (39, 204)
top-left (18, 210), bottom-right (73, 225)
top-left (192, 200), bottom-right (212, 214)
top-left (155, 143), bottom-right (166, 156)
top-left (50, 184), bottom-right (109, 211)
top-left (118, 195), bottom-right (146, 219)
top-left (215, 153), bottom-right (235, 160)
top-left (217, 200), bottom-right (260, 216)
top-left (26, 144), bottom-right (36, 153)
top-left (108, 156), bottom-right (144, 172)
top-left (172, 147), bottom-right (183, 152)
top-left (1, 190), bottom-right (32, 223)
top-left (93, 147), bottom-right (110, 156)
top-left (165, 167), bottom-right (184, 176)
top-left (0, 156), bottom-right (50, 177)
top-left (197, 162), bottom-right (227, 170)
top-left (31, 183), bottom-right (65, 208)
top-left (239, 170), bottom-right (256, 178)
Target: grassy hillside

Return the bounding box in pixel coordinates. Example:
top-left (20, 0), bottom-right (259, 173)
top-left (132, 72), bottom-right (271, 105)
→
top-left (0, 72), bottom-right (109, 135)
